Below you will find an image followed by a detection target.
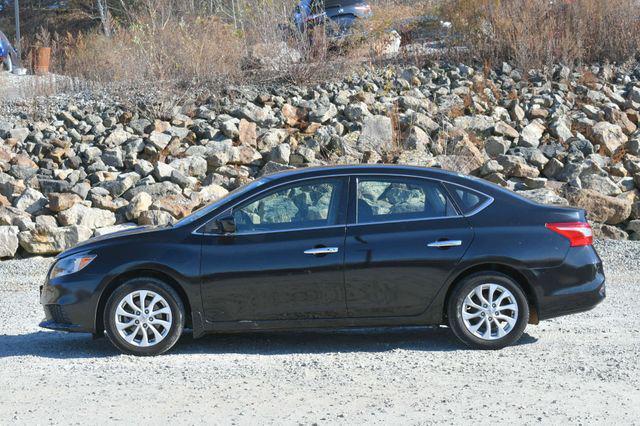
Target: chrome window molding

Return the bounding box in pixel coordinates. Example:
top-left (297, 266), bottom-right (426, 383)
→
top-left (192, 171), bottom-right (494, 236)
top-left (193, 224), bottom-right (346, 237)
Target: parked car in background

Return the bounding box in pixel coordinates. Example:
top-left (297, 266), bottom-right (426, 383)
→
top-left (39, 165), bottom-right (605, 356)
top-left (0, 29), bottom-right (16, 72)
top-left (294, 0), bottom-right (372, 38)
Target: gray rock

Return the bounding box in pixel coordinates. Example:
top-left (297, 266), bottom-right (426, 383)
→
top-left (57, 204), bottom-right (116, 229)
top-left (123, 181), bottom-right (182, 202)
top-left (138, 210), bottom-right (176, 226)
top-left (591, 122), bottom-right (627, 155)
top-left (343, 102), bottom-right (370, 122)
top-left (270, 144), bottom-right (291, 164)
top-left (10, 128), bottom-right (30, 143)
top-left (357, 115), bottom-right (394, 154)
top-left (14, 188), bottom-right (47, 215)
top-left (124, 192), bottom-right (153, 221)
top-left (520, 120), bottom-right (545, 148)
top-left (153, 162), bottom-right (175, 181)
top-left (134, 159), bottom-right (154, 177)
top-left (518, 188), bottom-right (569, 206)
top-left (453, 115), bottom-right (494, 136)
top-left (309, 103), bottom-right (338, 123)
top-left (543, 158), bottom-right (565, 179)
top-left (0, 225), bottom-right (19, 258)
top-left (580, 174), bottom-right (622, 196)
top-left (493, 121), bottom-right (519, 139)
top-left (148, 131), bottom-right (172, 150)
top-left (485, 137), bottom-right (510, 158)
top-left (232, 103), bottom-right (278, 127)
top-left (18, 225), bottom-right (92, 255)
top-left (94, 223), bottom-right (139, 237)
top-left (403, 127), bottom-right (430, 151)
top-left (104, 129), bottom-right (131, 146)
top-left (102, 148), bottom-right (124, 168)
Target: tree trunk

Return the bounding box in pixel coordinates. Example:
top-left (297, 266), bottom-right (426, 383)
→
top-left (96, 0), bottom-right (112, 37)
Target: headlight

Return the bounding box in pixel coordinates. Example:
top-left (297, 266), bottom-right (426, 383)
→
top-left (50, 254), bottom-right (96, 279)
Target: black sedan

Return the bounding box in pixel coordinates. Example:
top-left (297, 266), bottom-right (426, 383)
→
top-left (40, 165), bottom-right (605, 355)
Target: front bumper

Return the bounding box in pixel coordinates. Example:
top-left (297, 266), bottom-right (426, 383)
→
top-left (533, 246), bottom-right (606, 321)
top-left (39, 271), bottom-right (103, 334)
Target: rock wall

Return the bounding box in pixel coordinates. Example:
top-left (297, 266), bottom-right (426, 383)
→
top-left (1, 62), bottom-right (640, 258)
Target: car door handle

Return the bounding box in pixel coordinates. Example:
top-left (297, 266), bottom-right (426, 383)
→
top-left (427, 240), bottom-right (463, 248)
top-left (304, 247), bottom-right (339, 255)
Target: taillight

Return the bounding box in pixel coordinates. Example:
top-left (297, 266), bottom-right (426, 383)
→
top-left (546, 222), bottom-right (593, 247)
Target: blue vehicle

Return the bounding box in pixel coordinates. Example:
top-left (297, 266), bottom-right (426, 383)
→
top-left (0, 30), bottom-right (16, 72)
top-left (294, 0), bottom-right (372, 38)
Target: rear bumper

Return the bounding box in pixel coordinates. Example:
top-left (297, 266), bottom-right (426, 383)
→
top-left (533, 246), bottom-right (606, 321)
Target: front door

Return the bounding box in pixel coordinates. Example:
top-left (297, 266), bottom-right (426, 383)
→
top-left (200, 177), bottom-right (349, 322)
top-left (344, 175), bottom-right (474, 318)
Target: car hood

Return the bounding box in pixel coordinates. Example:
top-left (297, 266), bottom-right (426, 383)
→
top-left (56, 225), bottom-right (167, 259)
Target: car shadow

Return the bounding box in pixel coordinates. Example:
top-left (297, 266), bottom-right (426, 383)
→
top-left (0, 327), bottom-right (538, 359)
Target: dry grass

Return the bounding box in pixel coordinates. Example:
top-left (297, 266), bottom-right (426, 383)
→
top-left (443, 0), bottom-right (640, 71)
top-left (61, 16), bottom-right (244, 87)
top-left (7, 0), bottom-right (640, 93)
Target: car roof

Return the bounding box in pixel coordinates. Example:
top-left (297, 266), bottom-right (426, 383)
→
top-left (262, 164), bottom-right (521, 201)
top-left (264, 164), bottom-right (471, 182)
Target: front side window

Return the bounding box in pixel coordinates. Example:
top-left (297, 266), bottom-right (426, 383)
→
top-left (357, 177), bottom-right (457, 224)
top-left (233, 178), bottom-right (344, 233)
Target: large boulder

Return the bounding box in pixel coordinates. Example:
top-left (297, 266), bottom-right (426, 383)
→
top-left (517, 189), bottom-right (569, 206)
top-left (591, 122), bottom-right (627, 155)
top-left (519, 120), bottom-right (546, 148)
top-left (57, 204), bottom-right (117, 229)
top-left (453, 115), bottom-right (494, 136)
top-left (564, 188), bottom-right (632, 225)
top-left (0, 206), bottom-right (32, 227)
top-left (48, 192), bottom-right (83, 213)
top-left (150, 194), bottom-right (195, 219)
top-left (13, 188), bottom-right (47, 215)
top-left (357, 115), bottom-right (394, 154)
top-left (0, 225), bottom-right (19, 258)
top-left (18, 225), bottom-right (92, 255)
top-left (124, 192), bottom-right (153, 221)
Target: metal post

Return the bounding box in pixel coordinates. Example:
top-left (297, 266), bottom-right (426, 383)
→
top-left (14, 0), bottom-right (21, 67)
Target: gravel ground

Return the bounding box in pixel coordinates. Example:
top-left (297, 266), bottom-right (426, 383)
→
top-left (0, 240), bottom-right (639, 425)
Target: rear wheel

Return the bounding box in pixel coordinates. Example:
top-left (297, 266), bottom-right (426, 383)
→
top-left (447, 272), bottom-right (529, 349)
top-left (2, 55), bottom-right (12, 72)
top-left (104, 278), bottom-right (185, 356)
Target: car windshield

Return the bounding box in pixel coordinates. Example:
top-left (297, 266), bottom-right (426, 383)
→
top-left (173, 177), bottom-right (270, 228)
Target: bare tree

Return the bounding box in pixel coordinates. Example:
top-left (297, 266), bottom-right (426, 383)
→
top-left (96, 0), bottom-right (112, 37)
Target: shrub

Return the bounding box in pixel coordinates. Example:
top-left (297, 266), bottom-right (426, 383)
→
top-left (443, 0), bottom-right (640, 70)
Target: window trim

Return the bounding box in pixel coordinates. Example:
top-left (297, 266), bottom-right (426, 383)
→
top-left (353, 175), bottom-right (462, 226)
top-left (193, 172), bottom-right (494, 236)
top-left (443, 182), bottom-right (495, 217)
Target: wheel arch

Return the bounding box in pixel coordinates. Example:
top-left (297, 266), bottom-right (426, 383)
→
top-left (442, 263), bottom-right (540, 325)
top-left (95, 269), bottom-right (193, 335)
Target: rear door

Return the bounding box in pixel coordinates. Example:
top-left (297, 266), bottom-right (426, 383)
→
top-left (344, 175), bottom-right (474, 318)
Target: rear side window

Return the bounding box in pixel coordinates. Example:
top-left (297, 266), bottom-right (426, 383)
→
top-left (357, 177), bottom-right (457, 224)
top-left (445, 184), bottom-right (491, 215)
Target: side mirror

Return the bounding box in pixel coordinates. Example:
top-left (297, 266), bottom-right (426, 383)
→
top-left (216, 215), bottom-right (236, 235)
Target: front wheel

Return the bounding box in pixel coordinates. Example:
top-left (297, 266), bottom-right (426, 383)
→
top-left (447, 272), bottom-right (529, 350)
top-left (104, 277), bottom-right (185, 356)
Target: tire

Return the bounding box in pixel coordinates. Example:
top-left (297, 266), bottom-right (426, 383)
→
top-left (2, 56), bottom-right (12, 73)
top-left (447, 272), bottom-right (529, 350)
top-left (104, 277), bottom-right (185, 356)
